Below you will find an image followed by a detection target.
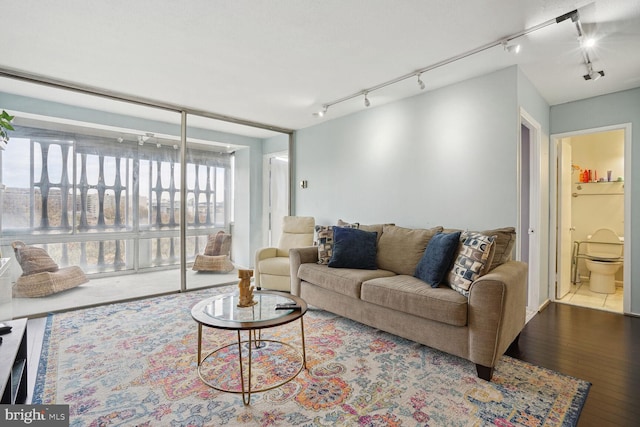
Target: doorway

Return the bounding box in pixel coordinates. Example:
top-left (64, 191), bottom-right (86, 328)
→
top-left (518, 109), bottom-right (542, 318)
top-left (262, 151), bottom-right (289, 247)
top-left (550, 124), bottom-right (631, 314)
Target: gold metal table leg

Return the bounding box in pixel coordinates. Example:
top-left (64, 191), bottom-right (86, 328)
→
top-left (197, 323), bottom-right (202, 366)
top-left (237, 330), bottom-right (253, 405)
top-left (300, 317), bottom-right (307, 369)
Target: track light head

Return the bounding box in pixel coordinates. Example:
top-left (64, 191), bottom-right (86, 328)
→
top-left (137, 136), bottom-right (144, 146)
top-left (502, 41), bottom-right (520, 54)
top-left (417, 74), bottom-right (425, 90)
top-left (583, 62), bottom-right (605, 81)
top-left (364, 92), bottom-right (370, 107)
top-left (584, 70), bottom-right (604, 81)
top-left (313, 105), bottom-right (328, 117)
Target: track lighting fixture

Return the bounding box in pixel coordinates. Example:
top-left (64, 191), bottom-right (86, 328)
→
top-left (571, 11), bottom-right (605, 81)
top-left (116, 137), bottom-right (123, 143)
top-left (313, 105), bottom-right (328, 117)
top-left (313, 8), bottom-right (587, 117)
top-left (156, 142), bottom-right (162, 148)
top-left (502, 41), bottom-right (521, 54)
top-left (584, 63), bottom-right (604, 81)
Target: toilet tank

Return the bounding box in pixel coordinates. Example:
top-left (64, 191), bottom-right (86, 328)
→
top-left (587, 228), bottom-right (623, 259)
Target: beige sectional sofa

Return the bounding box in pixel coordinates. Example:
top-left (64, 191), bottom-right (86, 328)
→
top-left (289, 223), bottom-right (527, 381)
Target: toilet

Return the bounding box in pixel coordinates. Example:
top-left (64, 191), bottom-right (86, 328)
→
top-left (584, 228), bottom-right (623, 294)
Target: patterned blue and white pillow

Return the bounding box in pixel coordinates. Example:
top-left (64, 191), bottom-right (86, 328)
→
top-left (447, 232), bottom-right (495, 296)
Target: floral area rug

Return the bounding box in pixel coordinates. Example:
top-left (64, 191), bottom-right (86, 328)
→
top-left (34, 285), bottom-right (589, 426)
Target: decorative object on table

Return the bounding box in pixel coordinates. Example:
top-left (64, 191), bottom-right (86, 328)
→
top-left (236, 269), bottom-right (256, 307)
top-left (33, 286), bottom-right (590, 426)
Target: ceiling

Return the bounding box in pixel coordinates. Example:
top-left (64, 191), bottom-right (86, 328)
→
top-left (1, 0), bottom-right (640, 139)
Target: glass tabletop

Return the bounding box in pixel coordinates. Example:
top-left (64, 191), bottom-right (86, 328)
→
top-left (202, 292), bottom-right (297, 323)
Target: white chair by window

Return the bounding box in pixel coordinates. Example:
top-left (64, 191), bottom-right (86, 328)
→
top-left (255, 216), bottom-right (315, 291)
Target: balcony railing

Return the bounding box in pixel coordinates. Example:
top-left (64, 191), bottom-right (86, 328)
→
top-left (1, 128), bottom-right (232, 275)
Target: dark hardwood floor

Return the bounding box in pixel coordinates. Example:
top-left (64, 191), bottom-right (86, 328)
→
top-left (514, 302), bottom-right (640, 427)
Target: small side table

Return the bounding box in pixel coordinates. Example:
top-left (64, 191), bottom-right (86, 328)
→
top-left (191, 291), bottom-right (307, 405)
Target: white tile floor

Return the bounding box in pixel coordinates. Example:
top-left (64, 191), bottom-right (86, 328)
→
top-left (556, 280), bottom-right (623, 313)
top-left (1, 267), bottom-right (242, 320)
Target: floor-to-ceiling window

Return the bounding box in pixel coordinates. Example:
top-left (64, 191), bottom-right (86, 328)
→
top-left (0, 77), bottom-right (290, 319)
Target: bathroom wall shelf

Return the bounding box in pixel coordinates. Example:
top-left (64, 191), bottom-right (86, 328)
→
top-left (574, 181), bottom-right (624, 184)
top-left (572, 192), bottom-right (624, 197)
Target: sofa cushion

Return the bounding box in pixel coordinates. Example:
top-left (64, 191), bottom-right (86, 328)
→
top-left (298, 263), bottom-right (395, 299)
top-left (481, 227), bottom-right (516, 270)
top-left (315, 223), bottom-right (359, 265)
top-left (414, 231), bottom-right (461, 287)
top-left (447, 232), bottom-right (495, 296)
top-left (443, 227), bottom-right (516, 272)
top-left (337, 220), bottom-right (392, 244)
top-left (315, 225), bottom-right (335, 265)
top-left (361, 275), bottom-right (468, 327)
top-left (377, 225), bottom-right (443, 275)
top-left (329, 227), bottom-right (378, 269)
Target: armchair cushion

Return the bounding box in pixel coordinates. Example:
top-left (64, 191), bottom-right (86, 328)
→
top-left (258, 256), bottom-right (291, 276)
top-left (276, 216), bottom-right (315, 256)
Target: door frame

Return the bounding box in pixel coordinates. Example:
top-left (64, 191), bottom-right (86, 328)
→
top-left (549, 123), bottom-right (632, 314)
top-left (518, 108), bottom-right (542, 314)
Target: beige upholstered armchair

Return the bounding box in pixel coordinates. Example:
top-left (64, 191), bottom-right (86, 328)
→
top-left (255, 216), bottom-right (315, 291)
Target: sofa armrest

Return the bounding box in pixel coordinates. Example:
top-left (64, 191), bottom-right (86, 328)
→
top-left (467, 260), bottom-right (528, 368)
top-left (289, 246), bottom-right (318, 296)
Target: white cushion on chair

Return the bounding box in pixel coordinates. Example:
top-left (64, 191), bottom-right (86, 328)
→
top-left (258, 257), bottom-right (291, 276)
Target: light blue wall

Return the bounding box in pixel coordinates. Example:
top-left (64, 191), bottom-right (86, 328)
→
top-left (550, 87), bottom-right (640, 314)
top-left (263, 133), bottom-right (289, 154)
top-left (294, 67), bottom-right (520, 231)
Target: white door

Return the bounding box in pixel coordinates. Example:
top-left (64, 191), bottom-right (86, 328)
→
top-left (557, 140), bottom-right (573, 298)
top-left (267, 154), bottom-right (289, 246)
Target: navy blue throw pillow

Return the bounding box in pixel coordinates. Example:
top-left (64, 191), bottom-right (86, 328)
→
top-left (414, 231), bottom-right (462, 287)
top-left (328, 226), bottom-right (378, 269)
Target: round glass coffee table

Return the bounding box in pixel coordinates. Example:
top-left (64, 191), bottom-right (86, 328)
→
top-left (191, 290), bottom-right (307, 405)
